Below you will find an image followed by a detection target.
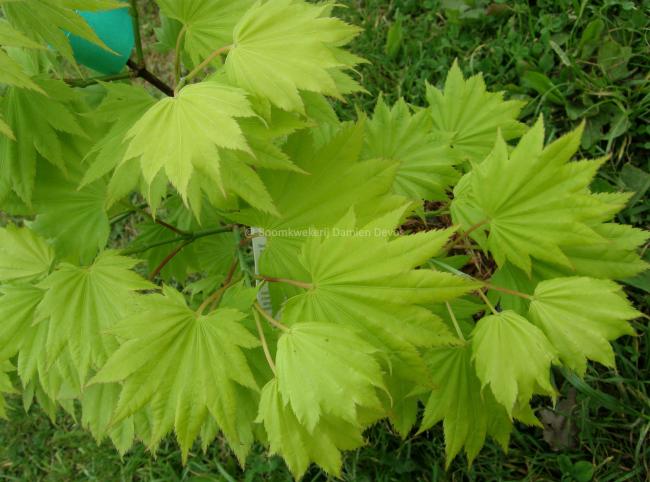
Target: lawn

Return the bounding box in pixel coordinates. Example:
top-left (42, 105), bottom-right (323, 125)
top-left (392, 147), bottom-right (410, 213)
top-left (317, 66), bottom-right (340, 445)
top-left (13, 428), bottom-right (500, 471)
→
top-left (1, 1), bottom-right (649, 480)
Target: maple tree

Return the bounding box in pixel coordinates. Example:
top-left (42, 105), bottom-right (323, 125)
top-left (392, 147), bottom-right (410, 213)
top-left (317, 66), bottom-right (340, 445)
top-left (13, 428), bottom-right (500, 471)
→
top-left (0, 1), bottom-right (647, 479)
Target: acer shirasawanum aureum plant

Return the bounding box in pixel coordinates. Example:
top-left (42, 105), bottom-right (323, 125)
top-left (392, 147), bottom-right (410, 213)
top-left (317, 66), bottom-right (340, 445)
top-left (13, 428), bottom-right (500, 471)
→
top-left (0, 0), bottom-right (647, 479)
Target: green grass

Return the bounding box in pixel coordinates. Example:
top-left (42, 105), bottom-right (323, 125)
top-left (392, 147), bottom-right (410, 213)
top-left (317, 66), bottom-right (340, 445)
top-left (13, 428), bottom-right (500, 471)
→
top-left (1, 1), bottom-right (649, 480)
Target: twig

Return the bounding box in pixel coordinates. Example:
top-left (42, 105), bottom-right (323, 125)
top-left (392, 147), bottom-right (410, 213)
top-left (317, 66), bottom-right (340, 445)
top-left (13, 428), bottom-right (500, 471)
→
top-left (120, 225), bottom-right (233, 256)
top-left (148, 239), bottom-right (192, 280)
top-left (254, 302), bottom-right (289, 332)
top-left (254, 275), bottom-right (313, 290)
top-left (175, 45), bottom-right (232, 94)
top-left (126, 60), bottom-right (174, 97)
top-left (446, 302), bottom-right (465, 342)
top-left (253, 310), bottom-right (277, 376)
top-left (477, 289), bottom-right (498, 316)
top-left (174, 25), bottom-right (187, 86)
top-left (445, 219), bottom-right (488, 251)
top-left (196, 258), bottom-right (239, 315)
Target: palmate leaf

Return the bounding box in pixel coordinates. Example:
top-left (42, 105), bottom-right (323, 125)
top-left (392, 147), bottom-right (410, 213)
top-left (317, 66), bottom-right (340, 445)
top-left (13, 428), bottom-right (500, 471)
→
top-left (0, 80), bottom-right (85, 203)
top-left (257, 379), bottom-right (365, 480)
top-left (225, 0), bottom-right (363, 112)
top-left (233, 122), bottom-right (402, 307)
top-left (81, 83), bottom-right (157, 191)
top-left (1, 0), bottom-right (123, 62)
top-left (528, 277), bottom-right (640, 375)
top-left (91, 286), bottom-right (261, 462)
top-left (33, 159), bottom-right (110, 264)
top-left (122, 81), bottom-right (278, 214)
top-left (363, 97), bottom-right (459, 201)
top-left (426, 60), bottom-right (526, 164)
top-left (420, 344), bottom-right (512, 466)
top-left (34, 251), bottom-right (153, 383)
top-left (0, 225), bottom-right (54, 283)
top-left (156, 0), bottom-right (254, 65)
top-left (471, 310), bottom-right (558, 414)
top-left (276, 322), bottom-right (386, 432)
top-left (282, 221), bottom-right (477, 348)
top-left (452, 119), bottom-right (605, 275)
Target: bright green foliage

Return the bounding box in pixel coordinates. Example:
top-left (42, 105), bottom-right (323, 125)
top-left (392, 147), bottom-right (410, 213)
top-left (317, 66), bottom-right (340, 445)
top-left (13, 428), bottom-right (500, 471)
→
top-left (122, 81), bottom-right (260, 206)
top-left (225, 0), bottom-right (363, 112)
top-left (471, 310), bottom-right (558, 414)
top-left (0, 80), bottom-right (85, 203)
top-left (91, 286), bottom-right (260, 461)
top-left (364, 96), bottom-right (459, 201)
top-left (276, 322), bottom-right (385, 431)
top-left (452, 119), bottom-right (606, 274)
top-left (0, 225), bottom-right (53, 282)
top-left (32, 161), bottom-right (110, 263)
top-left (529, 277), bottom-right (640, 375)
top-left (426, 60), bottom-right (527, 164)
top-left (35, 251), bottom-right (153, 383)
top-left (420, 344), bottom-right (512, 466)
top-left (0, 0), bottom-right (646, 478)
top-left (158, 0), bottom-right (253, 65)
top-left (258, 379), bottom-right (365, 479)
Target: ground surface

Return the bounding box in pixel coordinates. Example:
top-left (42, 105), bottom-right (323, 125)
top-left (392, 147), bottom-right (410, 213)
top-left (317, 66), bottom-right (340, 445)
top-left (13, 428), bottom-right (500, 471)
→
top-left (1, 1), bottom-right (649, 481)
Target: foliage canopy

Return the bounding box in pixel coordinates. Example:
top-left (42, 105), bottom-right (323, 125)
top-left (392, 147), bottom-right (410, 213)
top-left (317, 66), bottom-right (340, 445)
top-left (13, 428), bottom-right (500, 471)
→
top-left (0, 1), bottom-right (646, 479)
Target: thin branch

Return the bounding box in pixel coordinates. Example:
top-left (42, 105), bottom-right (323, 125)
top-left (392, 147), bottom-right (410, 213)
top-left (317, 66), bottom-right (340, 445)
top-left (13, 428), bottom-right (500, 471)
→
top-left (65, 72), bottom-right (134, 87)
top-left (253, 310), bottom-right (277, 376)
top-left (477, 289), bottom-right (498, 316)
top-left (255, 275), bottom-right (313, 290)
top-left (120, 225), bottom-right (233, 256)
top-left (148, 239), bottom-right (192, 280)
top-left (155, 219), bottom-right (189, 237)
top-left (126, 59), bottom-right (174, 97)
top-left (196, 258), bottom-right (239, 316)
top-left (445, 219), bottom-right (489, 251)
top-left (129, 0), bottom-right (145, 67)
top-left (254, 302), bottom-right (289, 332)
top-left (446, 302), bottom-right (465, 342)
top-left (175, 45), bottom-right (232, 94)
top-left (174, 25), bottom-right (187, 86)
top-left (483, 282), bottom-right (532, 300)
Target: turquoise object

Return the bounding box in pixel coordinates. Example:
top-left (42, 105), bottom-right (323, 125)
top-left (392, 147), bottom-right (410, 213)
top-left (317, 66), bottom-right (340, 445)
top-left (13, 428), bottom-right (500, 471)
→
top-left (68, 6), bottom-right (135, 75)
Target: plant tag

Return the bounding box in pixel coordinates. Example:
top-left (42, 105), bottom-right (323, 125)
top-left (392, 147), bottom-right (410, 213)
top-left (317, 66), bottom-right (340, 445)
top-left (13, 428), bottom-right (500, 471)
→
top-left (251, 227), bottom-right (273, 314)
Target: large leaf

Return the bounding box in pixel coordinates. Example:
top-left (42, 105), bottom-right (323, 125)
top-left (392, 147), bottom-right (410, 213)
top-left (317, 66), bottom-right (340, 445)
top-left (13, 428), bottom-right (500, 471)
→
top-left (33, 160), bottom-right (109, 263)
top-left (471, 310), bottom-right (557, 414)
top-left (81, 83), bottom-right (157, 190)
top-left (225, 0), bottom-right (363, 112)
top-left (420, 344), bottom-right (512, 466)
top-left (0, 360), bottom-right (17, 418)
top-left (452, 119), bottom-right (604, 274)
top-left (257, 379), bottom-right (365, 479)
top-left (363, 97), bottom-right (459, 201)
top-left (35, 251), bottom-right (153, 383)
top-left (121, 81), bottom-right (276, 213)
top-left (276, 322), bottom-right (385, 431)
top-left (91, 286), bottom-right (261, 461)
top-left (426, 60), bottom-right (526, 164)
top-left (0, 80), bottom-right (85, 203)
top-left (528, 277), bottom-right (640, 375)
top-left (157, 0), bottom-right (253, 65)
